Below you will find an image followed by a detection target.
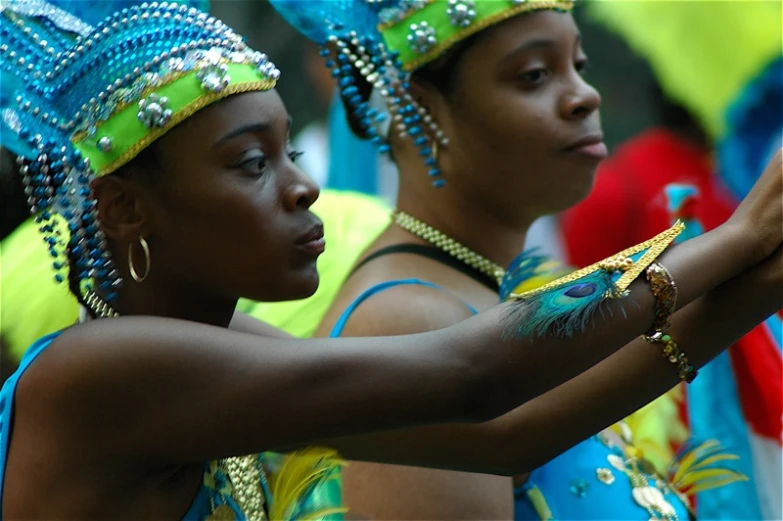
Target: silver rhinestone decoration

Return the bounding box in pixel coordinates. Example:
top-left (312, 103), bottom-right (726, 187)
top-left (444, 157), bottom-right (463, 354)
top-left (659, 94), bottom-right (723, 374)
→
top-left (2, 0), bottom-right (92, 37)
top-left (137, 93), bottom-right (172, 128)
top-left (407, 22), bottom-right (437, 54)
top-left (446, 0), bottom-right (476, 28)
top-left (168, 57), bottom-right (187, 72)
top-left (254, 52), bottom-right (281, 80)
top-left (197, 60), bottom-right (231, 92)
top-left (97, 137), bottom-right (113, 152)
top-left (378, 0), bottom-right (428, 24)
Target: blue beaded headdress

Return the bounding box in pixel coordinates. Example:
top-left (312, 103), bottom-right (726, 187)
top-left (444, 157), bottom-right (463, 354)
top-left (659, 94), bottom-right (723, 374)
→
top-left (0, 0), bottom-right (281, 316)
top-left (270, 0), bottom-right (573, 188)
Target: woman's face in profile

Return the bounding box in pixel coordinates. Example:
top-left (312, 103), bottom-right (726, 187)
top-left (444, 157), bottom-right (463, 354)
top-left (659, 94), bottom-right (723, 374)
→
top-left (135, 90), bottom-right (325, 303)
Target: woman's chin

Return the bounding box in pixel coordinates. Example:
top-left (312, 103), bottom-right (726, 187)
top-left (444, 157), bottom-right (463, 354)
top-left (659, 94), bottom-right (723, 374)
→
top-left (561, 166), bottom-right (599, 208)
top-left (240, 271), bottom-right (320, 304)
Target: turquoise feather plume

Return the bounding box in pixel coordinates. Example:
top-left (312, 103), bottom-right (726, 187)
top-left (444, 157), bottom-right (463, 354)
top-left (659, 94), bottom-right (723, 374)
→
top-left (505, 269), bottom-right (624, 338)
top-left (503, 222), bottom-right (685, 339)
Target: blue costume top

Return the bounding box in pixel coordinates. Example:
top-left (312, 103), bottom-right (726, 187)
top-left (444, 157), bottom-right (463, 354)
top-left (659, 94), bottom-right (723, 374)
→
top-left (331, 279), bottom-right (693, 521)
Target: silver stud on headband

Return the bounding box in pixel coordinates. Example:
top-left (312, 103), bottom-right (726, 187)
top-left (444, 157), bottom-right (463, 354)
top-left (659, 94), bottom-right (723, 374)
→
top-left (197, 60), bottom-right (230, 92)
top-left (137, 93), bottom-right (172, 128)
top-left (97, 136), bottom-right (113, 152)
top-left (407, 22), bottom-right (437, 54)
top-left (447, 0), bottom-right (477, 28)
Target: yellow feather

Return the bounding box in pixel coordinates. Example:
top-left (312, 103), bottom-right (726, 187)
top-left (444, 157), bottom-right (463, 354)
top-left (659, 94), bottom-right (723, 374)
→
top-left (688, 453), bottom-right (740, 472)
top-left (267, 448), bottom-right (348, 521)
top-left (677, 468), bottom-right (748, 489)
top-left (687, 476), bottom-right (750, 496)
top-left (667, 439), bottom-right (748, 496)
top-left (672, 440), bottom-right (720, 483)
top-left (619, 386), bottom-right (689, 474)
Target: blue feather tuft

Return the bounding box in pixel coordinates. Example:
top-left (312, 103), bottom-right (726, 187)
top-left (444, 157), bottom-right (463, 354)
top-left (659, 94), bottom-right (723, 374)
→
top-left (503, 221), bottom-right (686, 339)
top-left (499, 249), bottom-right (550, 300)
top-left (505, 270), bottom-right (625, 338)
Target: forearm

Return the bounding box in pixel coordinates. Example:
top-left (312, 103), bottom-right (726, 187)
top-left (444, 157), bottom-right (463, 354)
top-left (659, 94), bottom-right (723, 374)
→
top-left (485, 253), bottom-right (781, 473)
top-left (462, 223), bottom-right (757, 419)
top-left (56, 227), bottom-right (766, 464)
top-left (326, 254), bottom-right (780, 473)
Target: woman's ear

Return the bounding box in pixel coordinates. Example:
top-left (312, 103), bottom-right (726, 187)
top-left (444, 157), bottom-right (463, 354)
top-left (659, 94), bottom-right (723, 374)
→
top-left (408, 79), bottom-right (443, 120)
top-left (91, 175), bottom-right (150, 242)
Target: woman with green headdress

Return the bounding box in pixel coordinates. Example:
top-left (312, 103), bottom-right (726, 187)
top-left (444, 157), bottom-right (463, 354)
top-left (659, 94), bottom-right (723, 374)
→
top-left (0, 0), bottom-right (781, 518)
top-left (268, 0), bottom-right (783, 519)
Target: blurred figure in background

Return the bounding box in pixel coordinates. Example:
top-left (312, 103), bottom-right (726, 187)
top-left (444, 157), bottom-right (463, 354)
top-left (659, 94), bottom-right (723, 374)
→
top-left (561, 2), bottom-right (782, 519)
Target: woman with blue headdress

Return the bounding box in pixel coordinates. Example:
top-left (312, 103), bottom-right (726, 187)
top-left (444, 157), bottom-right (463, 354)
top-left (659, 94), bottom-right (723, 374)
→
top-left (0, 0), bottom-right (781, 518)
top-left (267, 0), bottom-right (783, 519)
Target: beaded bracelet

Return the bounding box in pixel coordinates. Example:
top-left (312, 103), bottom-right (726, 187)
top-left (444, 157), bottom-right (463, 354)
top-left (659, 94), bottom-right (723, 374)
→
top-left (645, 262), bottom-right (677, 332)
top-left (642, 262), bottom-right (698, 383)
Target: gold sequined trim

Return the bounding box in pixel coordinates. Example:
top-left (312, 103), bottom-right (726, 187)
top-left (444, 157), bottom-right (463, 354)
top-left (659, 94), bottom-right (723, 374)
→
top-left (510, 221), bottom-right (684, 300)
top-left (613, 223), bottom-right (684, 293)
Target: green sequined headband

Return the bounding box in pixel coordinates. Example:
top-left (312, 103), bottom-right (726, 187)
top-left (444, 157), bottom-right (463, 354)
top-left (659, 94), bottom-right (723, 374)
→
top-left (73, 51), bottom-right (280, 177)
top-left (378, 0), bottom-right (575, 72)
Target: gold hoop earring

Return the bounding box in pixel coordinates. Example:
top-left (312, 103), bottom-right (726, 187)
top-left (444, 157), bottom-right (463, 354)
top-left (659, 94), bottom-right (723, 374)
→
top-left (129, 236), bottom-right (151, 283)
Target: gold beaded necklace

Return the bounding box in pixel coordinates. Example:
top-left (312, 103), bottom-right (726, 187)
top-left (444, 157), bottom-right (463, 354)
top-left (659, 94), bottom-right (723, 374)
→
top-left (391, 210), bottom-right (506, 285)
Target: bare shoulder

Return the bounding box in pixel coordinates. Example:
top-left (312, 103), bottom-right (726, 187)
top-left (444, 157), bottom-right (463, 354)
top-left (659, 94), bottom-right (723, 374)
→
top-left (229, 311), bottom-right (293, 338)
top-left (331, 280), bottom-right (476, 337)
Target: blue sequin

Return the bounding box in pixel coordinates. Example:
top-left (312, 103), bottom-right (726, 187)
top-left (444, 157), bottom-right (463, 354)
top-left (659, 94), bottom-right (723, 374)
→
top-left (569, 478), bottom-right (590, 498)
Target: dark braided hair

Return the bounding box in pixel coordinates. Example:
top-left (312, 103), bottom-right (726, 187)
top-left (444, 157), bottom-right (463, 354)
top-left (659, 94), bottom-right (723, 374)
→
top-left (340, 33), bottom-right (481, 141)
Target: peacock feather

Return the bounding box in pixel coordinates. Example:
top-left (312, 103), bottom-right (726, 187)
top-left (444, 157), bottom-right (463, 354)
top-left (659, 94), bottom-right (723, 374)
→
top-left (505, 269), bottom-right (623, 338)
top-left (505, 222), bottom-right (685, 338)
